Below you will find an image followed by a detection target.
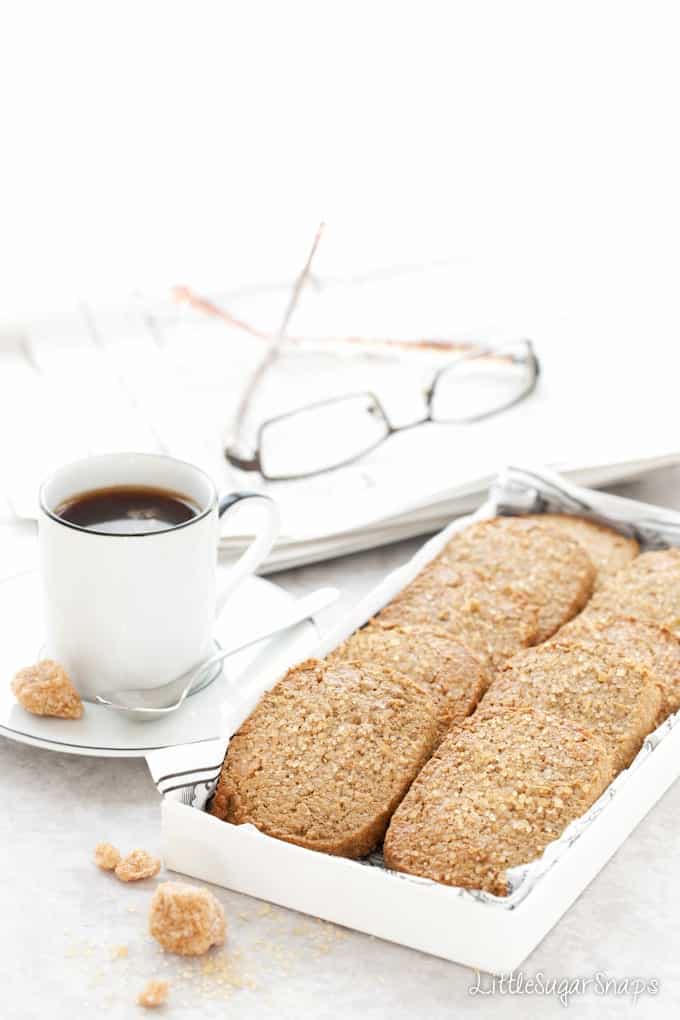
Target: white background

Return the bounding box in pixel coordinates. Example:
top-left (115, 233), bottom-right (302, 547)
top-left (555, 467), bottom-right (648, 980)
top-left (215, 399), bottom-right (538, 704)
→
top-left (2, 0), bottom-right (680, 343)
top-left (3, 7), bottom-right (680, 1015)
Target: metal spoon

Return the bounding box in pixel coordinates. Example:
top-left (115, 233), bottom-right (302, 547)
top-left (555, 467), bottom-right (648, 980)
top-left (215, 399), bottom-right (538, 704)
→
top-left (95, 586), bottom-right (338, 718)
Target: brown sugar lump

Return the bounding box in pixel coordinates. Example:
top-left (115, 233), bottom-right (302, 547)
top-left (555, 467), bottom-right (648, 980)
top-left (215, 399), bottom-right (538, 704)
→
top-left (556, 612), bottom-right (680, 721)
top-left (586, 548), bottom-right (680, 634)
top-left (137, 980), bottom-right (169, 1008)
top-left (326, 621), bottom-right (489, 735)
top-left (523, 513), bottom-right (639, 589)
top-left (484, 643), bottom-right (662, 772)
top-left (383, 706), bottom-right (614, 896)
top-left (115, 848), bottom-right (161, 882)
top-left (376, 570), bottom-right (540, 668)
top-left (210, 658), bottom-right (440, 858)
top-left (437, 516), bottom-right (596, 642)
top-left (150, 881), bottom-right (225, 956)
top-left (94, 842), bottom-right (122, 871)
top-left (11, 659), bottom-right (83, 719)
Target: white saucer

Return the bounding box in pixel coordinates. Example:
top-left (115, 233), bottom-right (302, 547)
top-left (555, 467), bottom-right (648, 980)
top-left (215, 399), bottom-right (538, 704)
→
top-left (0, 569), bottom-right (318, 757)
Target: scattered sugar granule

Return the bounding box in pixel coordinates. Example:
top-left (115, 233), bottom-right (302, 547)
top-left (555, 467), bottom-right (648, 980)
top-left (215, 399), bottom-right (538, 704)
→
top-left (94, 842), bottom-right (122, 871)
top-left (115, 849), bottom-right (161, 882)
top-left (137, 980), bottom-right (169, 1009)
top-left (11, 659), bottom-right (83, 719)
top-left (149, 881), bottom-right (226, 956)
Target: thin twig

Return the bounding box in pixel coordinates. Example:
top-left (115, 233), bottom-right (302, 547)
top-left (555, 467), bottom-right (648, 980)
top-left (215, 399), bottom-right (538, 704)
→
top-left (230, 222), bottom-right (326, 440)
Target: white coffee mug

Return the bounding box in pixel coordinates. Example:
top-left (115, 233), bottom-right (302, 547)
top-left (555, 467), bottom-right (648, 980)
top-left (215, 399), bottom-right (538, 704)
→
top-left (38, 452), bottom-right (280, 701)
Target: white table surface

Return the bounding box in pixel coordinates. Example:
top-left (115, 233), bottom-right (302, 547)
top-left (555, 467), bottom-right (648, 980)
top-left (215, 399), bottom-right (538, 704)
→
top-left (3, 468), bottom-right (680, 1020)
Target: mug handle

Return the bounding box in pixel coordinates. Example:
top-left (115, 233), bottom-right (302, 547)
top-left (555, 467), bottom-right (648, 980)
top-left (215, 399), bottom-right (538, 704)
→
top-left (215, 492), bottom-right (280, 617)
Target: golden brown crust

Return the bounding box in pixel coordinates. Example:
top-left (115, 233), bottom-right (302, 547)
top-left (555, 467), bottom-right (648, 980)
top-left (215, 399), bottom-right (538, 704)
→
top-left (556, 612), bottom-right (680, 721)
top-left (210, 658), bottom-right (439, 858)
top-left (586, 549), bottom-right (680, 634)
top-left (383, 706), bottom-right (614, 896)
top-left (11, 659), bottom-right (83, 719)
top-left (326, 621), bottom-right (489, 736)
top-left (484, 642), bottom-right (662, 772)
top-left (376, 567), bottom-right (540, 667)
top-left (523, 514), bottom-right (638, 589)
top-left (436, 516), bottom-right (596, 642)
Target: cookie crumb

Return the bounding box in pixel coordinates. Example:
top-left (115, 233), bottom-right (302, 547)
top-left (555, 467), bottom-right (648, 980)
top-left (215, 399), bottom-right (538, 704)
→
top-left (112, 944), bottom-right (129, 959)
top-left (137, 980), bottom-right (169, 1008)
top-left (11, 660), bottom-right (83, 719)
top-left (149, 881), bottom-right (226, 956)
top-left (94, 842), bottom-right (121, 871)
top-left (115, 849), bottom-right (161, 882)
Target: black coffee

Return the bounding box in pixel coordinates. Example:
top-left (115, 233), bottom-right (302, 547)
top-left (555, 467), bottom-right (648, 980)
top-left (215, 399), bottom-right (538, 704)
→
top-left (55, 485), bottom-right (200, 534)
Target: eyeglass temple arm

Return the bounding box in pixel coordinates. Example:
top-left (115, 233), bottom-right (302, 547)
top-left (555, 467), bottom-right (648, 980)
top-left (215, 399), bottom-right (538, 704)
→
top-left (224, 447), bottom-right (261, 472)
top-left (468, 339), bottom-right (537, 365)
top-left (426, 338), bottom-right (537, 367)
top-left (424, 340), bottom-right (539, 396)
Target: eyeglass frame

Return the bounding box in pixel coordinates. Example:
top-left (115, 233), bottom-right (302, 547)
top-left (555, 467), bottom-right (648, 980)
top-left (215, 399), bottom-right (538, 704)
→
top-left (225, 339), bottom-right (541, 482)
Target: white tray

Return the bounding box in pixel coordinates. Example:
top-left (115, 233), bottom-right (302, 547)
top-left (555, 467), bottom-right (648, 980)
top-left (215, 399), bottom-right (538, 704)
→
top-left (148, 466), bottom-right (680, 972)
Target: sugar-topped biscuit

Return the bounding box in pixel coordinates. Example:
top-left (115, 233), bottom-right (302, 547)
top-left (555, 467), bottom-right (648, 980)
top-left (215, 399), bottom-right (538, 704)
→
top-left (437, 516), bottom-right (596, 642)
top-left (587, 549), bottom-right (680, 634)
top-left (210, 658), bottom-right (439, 858)
top-left (484, 642), bottom-right (662, 772)
top-left (524, 513), bottom-right (638, 589)
top-left (376, 569), bottom-right (540, 667)
top-left (327, 621), bottom-right (489, 736)
top-left (383, 706), bottom-right (614, 896)
top-left (556, 612), bottom-right (680, 721)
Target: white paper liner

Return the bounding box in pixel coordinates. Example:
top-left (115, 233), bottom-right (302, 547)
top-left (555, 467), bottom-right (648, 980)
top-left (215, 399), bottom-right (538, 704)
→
top-left (147, 464), bottom-right (680, 910)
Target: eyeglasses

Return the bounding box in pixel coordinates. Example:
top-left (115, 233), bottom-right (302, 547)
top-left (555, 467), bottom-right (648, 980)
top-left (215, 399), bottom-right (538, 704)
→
top-left (225, 338), bottom-right (540, 481)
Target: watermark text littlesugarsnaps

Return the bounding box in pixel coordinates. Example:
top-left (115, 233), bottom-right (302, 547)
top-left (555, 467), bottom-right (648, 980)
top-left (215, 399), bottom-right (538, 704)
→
top-left (468, 970), bottom-right (660, 1008)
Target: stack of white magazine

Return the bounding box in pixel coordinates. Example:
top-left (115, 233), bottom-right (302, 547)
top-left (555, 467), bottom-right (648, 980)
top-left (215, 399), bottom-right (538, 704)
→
top-left (2, 268), bottom-right (679, 571)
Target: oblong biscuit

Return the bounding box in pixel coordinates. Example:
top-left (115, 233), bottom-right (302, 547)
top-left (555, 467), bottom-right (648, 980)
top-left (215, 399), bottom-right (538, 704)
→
top-left (523, 513), bottom-right (638, 589)
top-left (375, 569), bottom-right (540, 667)
top-left (556, 612), bottom-right (680, 721)
top-left (484, 642), bottom-right (662, 772)
top-left (326, 621), bottom-right (489, 736)
top-left (210, 658), bottom-right (439, 859)
top-left (587, 548), bottom-right (680, 634)
top-left (383, 705), bottom-right (614, 896)
top-left (437, 516), bottom-right (596, 642)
